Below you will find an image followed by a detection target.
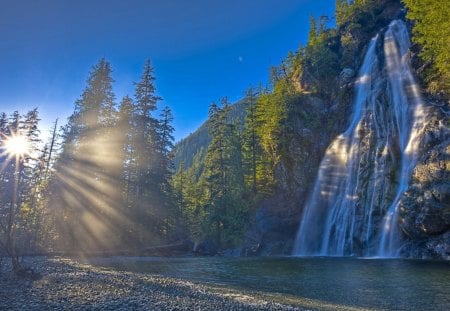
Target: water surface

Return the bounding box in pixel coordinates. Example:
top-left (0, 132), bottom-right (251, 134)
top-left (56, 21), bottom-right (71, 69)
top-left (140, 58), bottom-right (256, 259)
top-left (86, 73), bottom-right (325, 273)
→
top-left (87, 256), bottom-right (450, 310)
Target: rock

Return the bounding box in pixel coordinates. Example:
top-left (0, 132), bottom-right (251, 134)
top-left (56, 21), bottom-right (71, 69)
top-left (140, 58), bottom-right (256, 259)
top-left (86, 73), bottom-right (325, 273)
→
top-left (223, 248), bottom-right (242, 257)
top-left (397, 104), bottom-right (450, 258)
top-left (431, 183), bottom-right (450, 203)
top-left (193, 239), bottom-right (219, 256)
top-left (399, 232), bottom-right (450, 260)
top-left (243, 193), bottom-right (304, 256)
top-left (301, 128), bottom-right (313, 139)
top-left (339, 68), bottom-right (355, 85)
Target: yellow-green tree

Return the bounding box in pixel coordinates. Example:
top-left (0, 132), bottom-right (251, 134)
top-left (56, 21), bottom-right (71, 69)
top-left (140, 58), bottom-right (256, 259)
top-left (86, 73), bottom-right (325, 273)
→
top-left (403, 0), bottom-right (450, 93)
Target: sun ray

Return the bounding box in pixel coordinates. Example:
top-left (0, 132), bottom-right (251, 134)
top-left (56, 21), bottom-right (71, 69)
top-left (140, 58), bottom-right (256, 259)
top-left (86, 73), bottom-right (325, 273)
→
top-left (1, 131), bottom-right (30, 159)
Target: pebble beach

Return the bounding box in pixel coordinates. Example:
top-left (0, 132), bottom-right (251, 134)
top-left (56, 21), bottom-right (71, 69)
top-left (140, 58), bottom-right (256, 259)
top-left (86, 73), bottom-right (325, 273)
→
top-left (0, 257), bottom-right (301, 310)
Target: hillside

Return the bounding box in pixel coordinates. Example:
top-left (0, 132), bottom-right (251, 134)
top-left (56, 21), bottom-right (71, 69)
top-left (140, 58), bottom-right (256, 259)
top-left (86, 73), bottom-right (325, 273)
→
top-left (173, 99), bottom-right (249, 170)
top-left (172, 0), bottom-right (449, 259)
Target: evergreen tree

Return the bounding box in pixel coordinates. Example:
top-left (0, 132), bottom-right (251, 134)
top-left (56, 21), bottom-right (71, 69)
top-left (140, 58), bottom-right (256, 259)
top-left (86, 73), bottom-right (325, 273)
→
top-left (0, 110), bottom-right (43, 271)
top-left (133, 60), bottom-right (161, 199)
top-left (403, 0), bottom-right (450, 93)
top-left (49, 58), bottom-right (120, 252)
top-left (242, 87), bottom-right (260, 194)
top-left (205, 101), bottom-right (227, 199)
top-left (157, 106), bottom-right (177, 240)
top-left (130, 60), bottom-right (179, 245)
top-left (202, 98), bottom-right (247, 246)
top-left (117, 96), bottom-right (136, 209)
top-left (308, 15), bottom-right (318, 47)
top-left (158, 106), bottom-right (175, 160)
top-left (157, 106), bottom-right (175, 191)
top-left (335, 0), bottom-right (350, 27)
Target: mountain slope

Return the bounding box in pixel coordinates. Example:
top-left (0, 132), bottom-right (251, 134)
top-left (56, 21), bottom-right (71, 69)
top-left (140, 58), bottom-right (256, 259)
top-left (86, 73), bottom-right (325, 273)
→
top-left (173, 99), bottom-right (249, 170)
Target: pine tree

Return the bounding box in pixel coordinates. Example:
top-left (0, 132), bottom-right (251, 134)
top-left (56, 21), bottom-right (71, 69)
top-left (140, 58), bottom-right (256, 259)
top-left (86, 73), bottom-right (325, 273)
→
top-left (242, 87), bottom-right (260, 194)
top-left (157, 106), bottom-right (177, 240)
top-left (0, 110), bottom-right (43, 271)
top-left (117, 96), bottom-right (135, 208)
top-left (131, 60), bottom-right (178, 245)
top-left (49, 59), bottom-right (120, 252)
top-left (335, 0), bottom-right (350, 27)
top-left (158, 106), bottom-right (175, 160)
top-left (308, 16), bottom-right (318, 47)
top-left (403, 0), bottom-right (450, 92)
top-left (133, 60), bottom-right (161, 198)
top-left (203, 98), bottom-right (247, 246)
top-left (205, 101), bottom-right (227, 199)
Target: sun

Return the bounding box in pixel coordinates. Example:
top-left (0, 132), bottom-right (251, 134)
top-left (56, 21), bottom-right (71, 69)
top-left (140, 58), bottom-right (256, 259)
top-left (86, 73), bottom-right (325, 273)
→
top-left (2, 134), bottom-right (30, 158)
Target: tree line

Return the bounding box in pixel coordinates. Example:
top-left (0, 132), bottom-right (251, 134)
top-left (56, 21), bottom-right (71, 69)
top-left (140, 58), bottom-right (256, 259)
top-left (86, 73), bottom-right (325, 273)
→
top-left (0, 59), bottom-right (180, 272)
top-left (1, 0), bottom-right (445, 270)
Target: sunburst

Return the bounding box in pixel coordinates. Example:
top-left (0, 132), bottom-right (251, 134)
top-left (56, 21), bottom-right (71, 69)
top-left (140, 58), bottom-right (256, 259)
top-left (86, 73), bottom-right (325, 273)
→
top-left (1, 132), bottom-right (30, 159)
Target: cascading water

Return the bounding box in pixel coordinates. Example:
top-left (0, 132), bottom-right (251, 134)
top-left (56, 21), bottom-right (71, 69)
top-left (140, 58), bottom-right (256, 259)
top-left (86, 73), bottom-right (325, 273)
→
top-left (377, 20), bottom-right (427, 257)
top-left (293, 20), bottom-right (427, 257)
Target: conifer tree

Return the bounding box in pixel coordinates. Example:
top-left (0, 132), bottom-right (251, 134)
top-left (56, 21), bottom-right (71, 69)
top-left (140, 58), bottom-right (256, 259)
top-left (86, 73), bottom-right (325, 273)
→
top-left (0, 110), bottom-right (43, 271)
top-left (117, 96), bottom-right (136, 208)
top-left (242, 87), bottom-right (260, 194)
top-left (133, 60), bottom-right (161, 198)
top-left (403, 0), bottom-right (450, 92)
top-left (49, 58), bottom-right (120, 252)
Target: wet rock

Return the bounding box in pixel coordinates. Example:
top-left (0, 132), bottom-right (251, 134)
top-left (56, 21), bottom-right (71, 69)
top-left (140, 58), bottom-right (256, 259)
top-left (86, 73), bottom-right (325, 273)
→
top-left (223, 248), bottom-right (242, 257)
top-left (398, 105), bottom-right (450, 258)
top-left (399, 232), bottom-right (450, 260)
top-left (431, 183), bottom-right (450, 203)
top-left (193, 240), bottom-right (219, 256)
top-left (339, 68), bottom-right (355, 85)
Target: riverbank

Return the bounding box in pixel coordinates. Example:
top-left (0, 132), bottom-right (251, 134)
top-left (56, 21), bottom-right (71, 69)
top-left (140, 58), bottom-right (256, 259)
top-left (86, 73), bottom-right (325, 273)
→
top-left (0, 257), bottom-right (302, 310)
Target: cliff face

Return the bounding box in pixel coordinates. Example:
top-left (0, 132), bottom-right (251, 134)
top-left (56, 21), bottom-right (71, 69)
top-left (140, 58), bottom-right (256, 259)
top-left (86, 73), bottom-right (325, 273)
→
top-left (244, 95), bottom-right (335, 255)
top-left (172, 3), bottom-right (449, 259)
top-left (245, 22), bottom-right (449, 259)
top-left (246, 94), bottom-right (448, 260)
top-left (399, 106), bottom-right (450, 259)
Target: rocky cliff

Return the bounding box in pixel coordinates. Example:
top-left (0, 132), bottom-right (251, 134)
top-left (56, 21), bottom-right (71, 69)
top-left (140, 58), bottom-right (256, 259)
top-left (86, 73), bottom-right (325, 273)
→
top-left (245, 106), bottom-right (448, 259)
top-left (244, 21), bottom-right (449, 259)
top-left (173, 3), bottom-right (449, 259)
top-left (398, 103), bottom-right (449, 259)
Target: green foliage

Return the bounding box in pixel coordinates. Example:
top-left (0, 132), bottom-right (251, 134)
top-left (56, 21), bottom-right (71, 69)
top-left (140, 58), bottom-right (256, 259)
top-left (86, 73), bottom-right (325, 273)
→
top-left (172, 98), bottom-right (250, 247)
top-left (172, 99), bottom-right (249, 171)
top-left (172, 155), bottom-right (208, 241)
top-left (336, 0), bottom-right (388, 28)
top-left (288, 15), bottom-right (341, 97)
top-left (242, 87), bottom-right (260, 194)
top-left (203, 99), bottom-right (246, 245)
top-left (46, 59), bottom-right (179, 252)
top-left (255, 80), bottom-right (292, 178)
top-left (0, 109), bottom-right (51, 269)
top-left (336, 0), bottom-right (401, 69)
top-left (403, 0), bottom-right (450, 93)
top-left (336, 0), bottom-right (368, 28)
top-left (303, 35), bottom-right (340, 95)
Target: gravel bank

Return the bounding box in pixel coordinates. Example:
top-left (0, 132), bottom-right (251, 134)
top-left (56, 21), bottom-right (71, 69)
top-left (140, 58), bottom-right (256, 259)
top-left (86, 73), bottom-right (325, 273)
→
top-left (0, 257), bottom-right (303, 310)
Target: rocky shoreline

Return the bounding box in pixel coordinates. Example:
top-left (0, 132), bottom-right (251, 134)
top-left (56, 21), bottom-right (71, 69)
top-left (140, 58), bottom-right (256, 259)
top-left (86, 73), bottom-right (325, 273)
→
top-left (0, 257), bottom-right (304, 311)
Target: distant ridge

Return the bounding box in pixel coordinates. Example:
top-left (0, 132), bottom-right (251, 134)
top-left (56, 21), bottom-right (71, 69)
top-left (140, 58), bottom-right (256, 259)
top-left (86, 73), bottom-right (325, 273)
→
top-left (173, 99), bottom-right (249, 170)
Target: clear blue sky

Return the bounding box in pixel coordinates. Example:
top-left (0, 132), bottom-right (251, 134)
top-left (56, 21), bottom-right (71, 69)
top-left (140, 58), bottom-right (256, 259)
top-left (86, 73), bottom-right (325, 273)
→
top-left (0, 0), bottom-right (335, 141)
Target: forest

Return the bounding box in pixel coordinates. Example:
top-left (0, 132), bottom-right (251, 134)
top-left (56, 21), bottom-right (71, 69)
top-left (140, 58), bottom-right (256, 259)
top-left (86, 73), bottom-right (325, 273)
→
top-left (1, 0), bottom-right (448, 274)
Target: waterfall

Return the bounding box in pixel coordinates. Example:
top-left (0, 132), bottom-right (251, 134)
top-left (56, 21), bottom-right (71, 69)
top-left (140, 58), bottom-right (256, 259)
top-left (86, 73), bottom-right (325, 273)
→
top-left (293, 20), bottom-right (427, 257)
top-left (377, 20), bottom-right (427, 257)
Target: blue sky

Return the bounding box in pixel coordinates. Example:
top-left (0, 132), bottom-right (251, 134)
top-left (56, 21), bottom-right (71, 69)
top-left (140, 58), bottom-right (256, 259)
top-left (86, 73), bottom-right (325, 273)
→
top-left (0, 0), bottom-right (335, 141)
